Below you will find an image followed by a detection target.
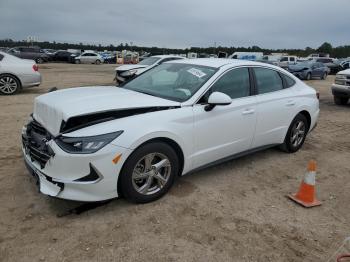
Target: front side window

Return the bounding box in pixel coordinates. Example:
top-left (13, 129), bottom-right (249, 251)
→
top-left (122, 63), bottom-right (217, 102)
top-left (280, 57), bottom-right (288, 62)
top-left (290, 57), bottom-right (295, 62)
top-left (210, 68), bottom-right (250, 99)
top-left (254, 67), bottom-right (284, 94)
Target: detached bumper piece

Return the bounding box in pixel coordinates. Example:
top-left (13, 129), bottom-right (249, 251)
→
top-left (24, 157), bottom-right (64, 196)
top-left (22, 119), bottom-right (55, 169)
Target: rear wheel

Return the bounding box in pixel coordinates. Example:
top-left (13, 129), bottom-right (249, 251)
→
top-left (321, 72), bottom-right (327, 80)
top-left (36, 58), bottom-right (44, 64)
top-left (280, 114), bottom-right (308, 153)
top-left (334, 96), bottom-right (349, 105)
top-left (0, 75), bottom-right (20, 95)
top-left (120, 142), bottom-right (179, 203)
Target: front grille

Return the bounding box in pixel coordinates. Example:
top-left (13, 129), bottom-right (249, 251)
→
top-left (22, 120), bottom-right (54, 169)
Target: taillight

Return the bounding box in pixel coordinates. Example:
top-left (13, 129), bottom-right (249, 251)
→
top-left (316, 92), bottom-right (320, 100)
top-left (32, 64), bottom-right (38, 72)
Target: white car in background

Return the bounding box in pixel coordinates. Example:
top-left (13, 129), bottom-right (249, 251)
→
top-left (75, 52), bottom-right (104, 64)
top-left (115, 55), bottom-right (184, 84)
top-left (22, 59), bottom-right (319, 203)
top-left (0, 51), bottom-right (41, 95)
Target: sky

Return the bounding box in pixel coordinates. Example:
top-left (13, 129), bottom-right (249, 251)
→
top-left (0, 0), bottom-right (349, 49)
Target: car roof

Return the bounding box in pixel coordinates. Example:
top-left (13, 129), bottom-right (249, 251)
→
top-left (168, 58), bottom-right (273, 68)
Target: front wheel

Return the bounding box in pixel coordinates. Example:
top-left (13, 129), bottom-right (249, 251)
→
top-left (119, 142), bottom-right (179, 203)
top-left (280, 114), bottom-right (309, 153)
top-left (334, 96), bottom-right (349, 105)
top-left (95, 60), bottom-right (101, 65)
top-left (75, 59), bottom-right (81, 64)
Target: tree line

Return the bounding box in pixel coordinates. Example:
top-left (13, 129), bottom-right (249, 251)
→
top-left (0, 39), bottom-right (349, 58)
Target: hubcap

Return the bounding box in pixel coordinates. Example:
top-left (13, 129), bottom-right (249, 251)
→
top-left (290, 120), bottom-right (306, 147)
top-left (0, 77), bottom-right (17, 94)
top-left (132, 152), bottom-right (171, 195)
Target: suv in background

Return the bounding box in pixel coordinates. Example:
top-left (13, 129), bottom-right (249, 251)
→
top-left (332, 69), bottom-right (350, 105)
top-left (7, 46), bottom-right (50, 64)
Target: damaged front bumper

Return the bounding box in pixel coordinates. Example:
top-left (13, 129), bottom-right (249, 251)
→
top-left (22, 119), bottom-right (132, 202)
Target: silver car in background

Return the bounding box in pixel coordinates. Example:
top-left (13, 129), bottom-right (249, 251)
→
top-left (75, 52), bottom-right (104, 64)
top-left (0, 51), bottom-right (41, 95)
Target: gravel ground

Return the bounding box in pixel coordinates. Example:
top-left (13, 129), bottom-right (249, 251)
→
top-left (0, 63), bottom-right (349, 262)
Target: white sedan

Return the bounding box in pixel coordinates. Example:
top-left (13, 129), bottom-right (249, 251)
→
top-left (22, 59), bottom-right (319, 203)
top-left (115, 55), bottom-right (184, 84)
top-left (0, 51), bottom-right (41, 95)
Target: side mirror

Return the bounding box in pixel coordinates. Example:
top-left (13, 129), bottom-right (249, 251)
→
top-left (205, 92), bottom-right (232, 111)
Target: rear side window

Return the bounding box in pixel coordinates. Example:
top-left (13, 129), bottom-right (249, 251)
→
top-left (283, 74), bottom-right (296, 87)
top-left (0, 54), bottom-right (4, 61)
top-left (210, 68), bottom-right (250, 99)
top-left (254, 68), bottom-right (284, 94)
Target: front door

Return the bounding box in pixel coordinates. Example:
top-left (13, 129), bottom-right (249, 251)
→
top-left (192, 67), bottom-right (257, 169)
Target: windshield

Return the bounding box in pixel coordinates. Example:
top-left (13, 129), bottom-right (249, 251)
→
top-left (122, 63), bottom-right (217, 102)
top-left (138, 57), bottom-right (161, 66)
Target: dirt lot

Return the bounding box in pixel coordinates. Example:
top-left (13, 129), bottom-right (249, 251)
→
top-left (0, 63), bottom-right (349, 262)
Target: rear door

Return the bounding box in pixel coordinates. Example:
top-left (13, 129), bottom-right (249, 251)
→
top-left (192, 67), bottom-right (257, 168)
top-left (251, 67), bottom-right (297, 148)
top-left (81, 53), bottom-right (92, 63)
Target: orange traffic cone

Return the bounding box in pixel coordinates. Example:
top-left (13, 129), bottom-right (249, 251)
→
top-left (288, 160), bottom-right (322, 207)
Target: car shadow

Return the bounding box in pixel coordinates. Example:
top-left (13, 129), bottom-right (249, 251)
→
top-left (47, 147), bottom-right (283, 217)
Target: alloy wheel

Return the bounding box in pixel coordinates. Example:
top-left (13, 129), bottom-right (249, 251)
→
top-left (0, 76), bottom-right (18, 94)
top-left (131, 152), bottom-right (171, 195)
top-left (290, 120), bottom-right (306, 148)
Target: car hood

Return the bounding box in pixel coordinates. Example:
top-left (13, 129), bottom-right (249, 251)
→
top-left (288, 64), bottom-right (310, 72)
top-left (338, 69), bottom-right (350, 75)
top-left (115, 64), bottom-right (148, 72)
top-left (33, 86), bottom-right (180, 136)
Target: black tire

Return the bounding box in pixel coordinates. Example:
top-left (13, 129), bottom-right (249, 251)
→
top-left (0, 74), bottom-right (21, 95)
top-left (75, 59), bottom-right (81, 64)
top-left (36, 58), bottom-right (44, 64)
top-left (120, 142), bottom-right (179, 203)
top-left (306, 73), bottom-right (311, 80)
top-left (321, 72), bottom-right (327, 80)
top-left (334, 96), bottom-right (349, 105)
top-left (95, 60), bottom-right (101, 65)
top-left (280, 114), bottom-right (309, 153)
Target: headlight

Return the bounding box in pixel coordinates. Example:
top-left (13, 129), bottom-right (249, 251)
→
top-left (120, 69), bottom-right (137, 77)
top-left (335, 74), bottom-right (346, 85)
top-left (336, 74), bottom-right (346, 80)
top-left (56, 131), bottom-right (123, 154)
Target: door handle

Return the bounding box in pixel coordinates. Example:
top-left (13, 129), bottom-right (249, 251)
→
top-left (242, 109), bottom-right (255, 115)
top-left (286, 100), bottom-right (295, 106)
